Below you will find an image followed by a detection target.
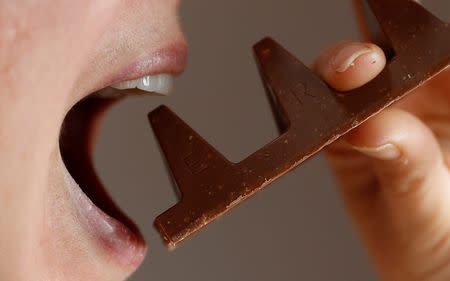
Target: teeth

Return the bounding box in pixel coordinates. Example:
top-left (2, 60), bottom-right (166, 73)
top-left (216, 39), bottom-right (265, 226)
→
top-left (110, 74), bottom-right (174, 95)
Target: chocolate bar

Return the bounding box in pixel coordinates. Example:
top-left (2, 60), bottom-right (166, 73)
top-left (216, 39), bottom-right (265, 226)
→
top-left (149, 0), bottom-right (450, 248)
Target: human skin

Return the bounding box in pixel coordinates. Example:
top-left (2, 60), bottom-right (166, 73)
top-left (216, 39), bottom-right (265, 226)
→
top-left (315, 40), bottom-right (450, 280)
top-left (0, 1), bottom-right (185, 280)
top-left (0, 1), bottom-right (448, 281)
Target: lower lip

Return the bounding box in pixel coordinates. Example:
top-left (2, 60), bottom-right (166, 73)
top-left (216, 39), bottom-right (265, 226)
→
top-left (62, 162), bottom-right (147, 269)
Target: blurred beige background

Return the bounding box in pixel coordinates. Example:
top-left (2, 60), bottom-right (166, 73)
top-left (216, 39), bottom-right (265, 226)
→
top-left (94, 1), bottom-right (448, 280)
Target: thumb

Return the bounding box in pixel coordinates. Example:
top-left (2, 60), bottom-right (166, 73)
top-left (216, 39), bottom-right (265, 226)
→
top-left (347, 109), bottom-right (446, 194)
top-left (315, 41), bottom-right (450, 280)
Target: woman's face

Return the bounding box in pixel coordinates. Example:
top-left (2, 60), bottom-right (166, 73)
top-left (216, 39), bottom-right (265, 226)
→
top-left (74, 0), bottom-right (186, 100)
top-left (1, 1), bottom-right (186, 280)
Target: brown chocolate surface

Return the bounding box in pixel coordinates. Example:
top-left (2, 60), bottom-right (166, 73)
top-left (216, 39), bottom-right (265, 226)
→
top-left (149, 0), bottom-right (450, 248)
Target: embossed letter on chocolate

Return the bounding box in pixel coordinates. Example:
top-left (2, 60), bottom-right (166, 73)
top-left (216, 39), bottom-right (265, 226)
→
top-left (149, 0), bottom-right (450, 248)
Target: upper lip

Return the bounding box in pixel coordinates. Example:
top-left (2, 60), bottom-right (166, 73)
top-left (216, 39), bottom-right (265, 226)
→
top-left (100, 41), bottom-right (188, 91)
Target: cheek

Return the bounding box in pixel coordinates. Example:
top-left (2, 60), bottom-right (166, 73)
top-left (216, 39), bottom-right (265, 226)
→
top-left (36, 153), bottom-right (132, 281)
top-left (106, 0), bottom-right (182, 46)
top-left (73, 0), bottom-right (183, 98)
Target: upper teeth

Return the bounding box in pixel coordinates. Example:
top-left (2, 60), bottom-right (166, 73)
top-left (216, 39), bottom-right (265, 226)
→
top-left (110, 74), bottom-right (174, 95)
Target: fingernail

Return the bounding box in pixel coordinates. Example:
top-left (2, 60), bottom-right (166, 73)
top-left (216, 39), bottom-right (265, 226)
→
top-left (332, 43), bottom-right (374, 73)
top-left (352, 143), bottom-right (401, 160)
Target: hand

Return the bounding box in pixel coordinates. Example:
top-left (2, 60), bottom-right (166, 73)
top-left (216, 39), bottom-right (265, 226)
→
top-left (314, 41), bottom-right (450, 281)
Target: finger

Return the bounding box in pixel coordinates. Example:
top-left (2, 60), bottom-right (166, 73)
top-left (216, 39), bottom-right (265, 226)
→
top-left (345, 109), bottom-right (450, 280)
top-left (314, 40), bottom-right (447, 216)
top-left (348, 109), bottom-right (445, 193)
top-left (313, 40), bottom-right (386, 91)
top-left (313, 41), bottom-right (387, 191)
top-left (314, 40), bottom-right (450, 279)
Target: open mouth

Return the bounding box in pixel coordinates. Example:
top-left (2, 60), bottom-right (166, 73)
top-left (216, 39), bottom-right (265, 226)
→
top-left (58, 47), bottom-right (184, 268)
